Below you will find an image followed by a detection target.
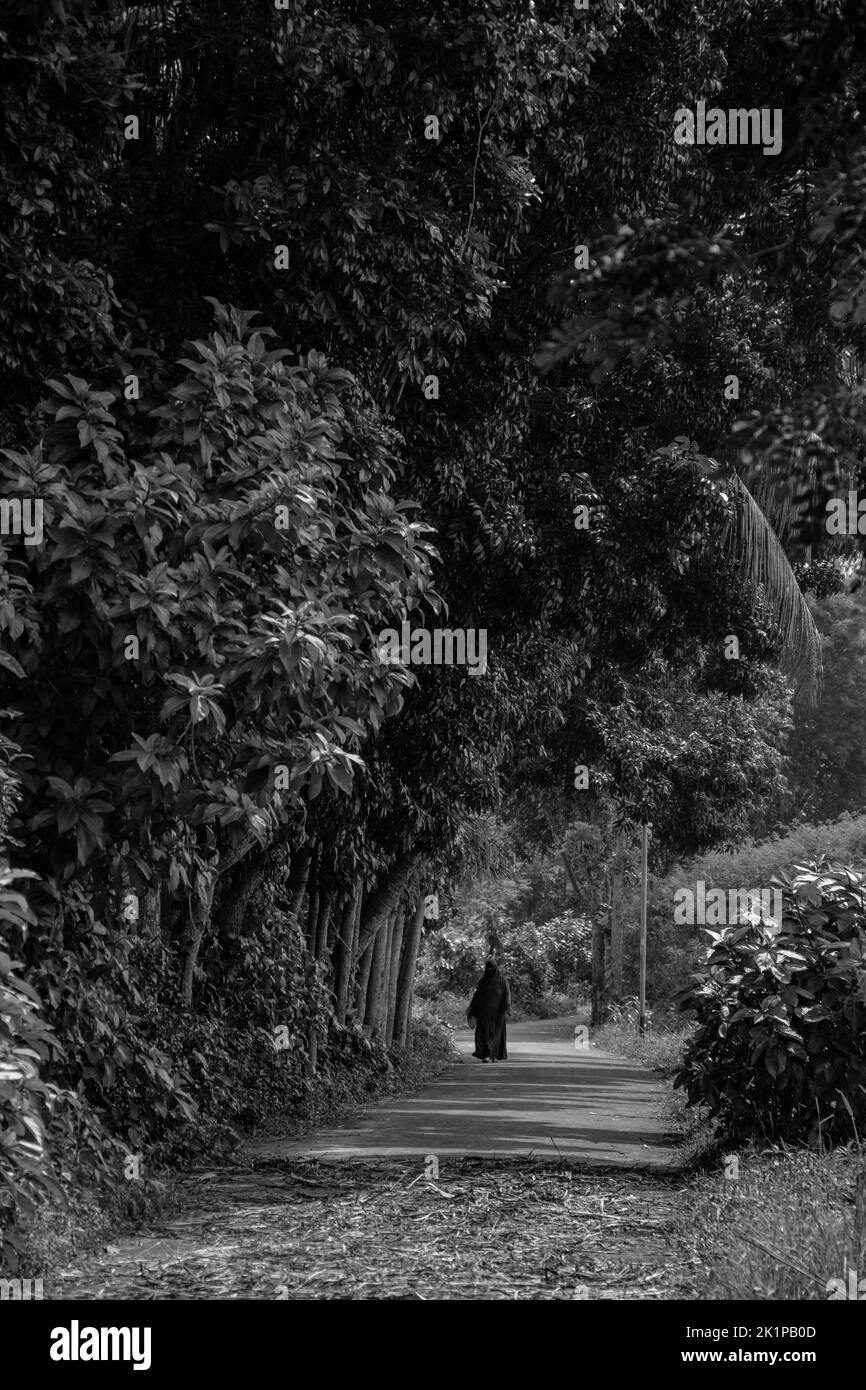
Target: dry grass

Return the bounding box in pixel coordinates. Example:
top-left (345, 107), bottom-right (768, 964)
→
top-left (49, 1158), bottom-right (695, 1301)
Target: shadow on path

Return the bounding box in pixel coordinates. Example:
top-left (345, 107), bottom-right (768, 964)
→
top-left (250, 1014), bottom-right (680, 1168)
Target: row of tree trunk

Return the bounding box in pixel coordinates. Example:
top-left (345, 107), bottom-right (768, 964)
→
top-left (173, 835), bottom-right (432, 1065)
top-left (169, 816), bottom-right (633, 1044)
top-left (299, 850), bottom-right (429, 1059)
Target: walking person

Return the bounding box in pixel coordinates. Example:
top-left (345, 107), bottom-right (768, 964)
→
top-left (466, 955), bottom-right (511, 1062)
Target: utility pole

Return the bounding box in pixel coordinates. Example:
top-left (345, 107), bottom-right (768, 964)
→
top-left (609, 831), bottom-right (625, 1000)
top-left (638, 822), bottom-right (650, 1035)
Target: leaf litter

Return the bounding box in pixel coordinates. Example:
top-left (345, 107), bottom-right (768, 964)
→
top-left (50, 1157), bottom-right (696, 1300)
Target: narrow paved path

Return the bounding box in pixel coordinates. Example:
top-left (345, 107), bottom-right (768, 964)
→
top-left (50, 1016), bottom-right (694, 1299)
top-left (250, 1015), bottom-right (678, 1167)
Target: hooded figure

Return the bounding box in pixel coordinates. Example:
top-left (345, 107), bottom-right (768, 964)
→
top-left (467, 957), bottom-right (511, 1062)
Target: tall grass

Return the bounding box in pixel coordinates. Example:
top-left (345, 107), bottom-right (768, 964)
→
top-left (679, 1145), bottom-right (866, 1300)
top-left (592, 998), bottom-right (693, 1076)
top-left (593, 1019), bottom-right (692, 1074)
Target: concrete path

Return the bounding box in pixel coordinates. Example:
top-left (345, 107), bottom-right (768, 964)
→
top-left (249, 1015), bottom-right (679, 1168)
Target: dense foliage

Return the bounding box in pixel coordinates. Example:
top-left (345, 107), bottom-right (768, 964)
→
top-left (674, 862), bottom-right (866, 1146)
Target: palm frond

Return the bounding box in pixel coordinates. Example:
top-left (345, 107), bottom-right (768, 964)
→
top-left (719, 473), bottom-right (823, 709)
top-left (744, 431), bottom-right (853, 552)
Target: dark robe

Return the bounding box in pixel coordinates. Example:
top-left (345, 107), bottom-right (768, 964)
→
top-left (467, 965), bottom-right (511, 1061)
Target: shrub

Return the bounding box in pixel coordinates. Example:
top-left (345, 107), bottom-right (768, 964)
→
top-left (0, 733), bottom-right (71, 1269)
top-left (412, 991), bottom-right (467, 1029)
top-left (674, 860), bottom-right (866, 1146)
top-left (605, 995), bottom-right (649, 1028)
top-left (0, 873), bottom-right (65, 1270)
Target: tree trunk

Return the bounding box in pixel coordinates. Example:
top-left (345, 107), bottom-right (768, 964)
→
top-left (304, 843), bottom-right (322, 951)
top-left (356, 854), bottom-right (416, 955)
top-left (303, 885), bottom-right (333, 1066)
top-left (365, 904), bottom-right (395, 1035)
top-left (314, 886), bottom-right (333, 963)
top-left (287, 844), bottom-right (313, 920)
top-left (180, 867), bottom-right (217, 1006)
top-left (384, 901), bottom-right (408, 1046)
top-left (214, 847), bottom-right (276, 940)
top-left (305, 884), bottom-right (319, 951)
top-left (353, 936), bottom-right (375, 1023)
top-left (213, 868), bottom-right (252, 941)
top-left (542, 806), bottom-right (582, 899)
top-left (591, 914), bottom-right (606, 1025)
top-left (334, 882), bottom-right (362, 1023)
top-left (159, 875), bottom-right (177, 943)
top-left (393, 896), bottom-right (426, 1048)
top-left (304, 961), bottom-right (319, 1078)
top-left (325, 887), bottom-right (345, 957)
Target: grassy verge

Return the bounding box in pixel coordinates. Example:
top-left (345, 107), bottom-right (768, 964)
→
top-left (15, 1180), bottom-right (181, 1286)
top-left (677, 1144), bottom-right (866, 1299)
top-left (591, 1017), bottom-right (692, 1076)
